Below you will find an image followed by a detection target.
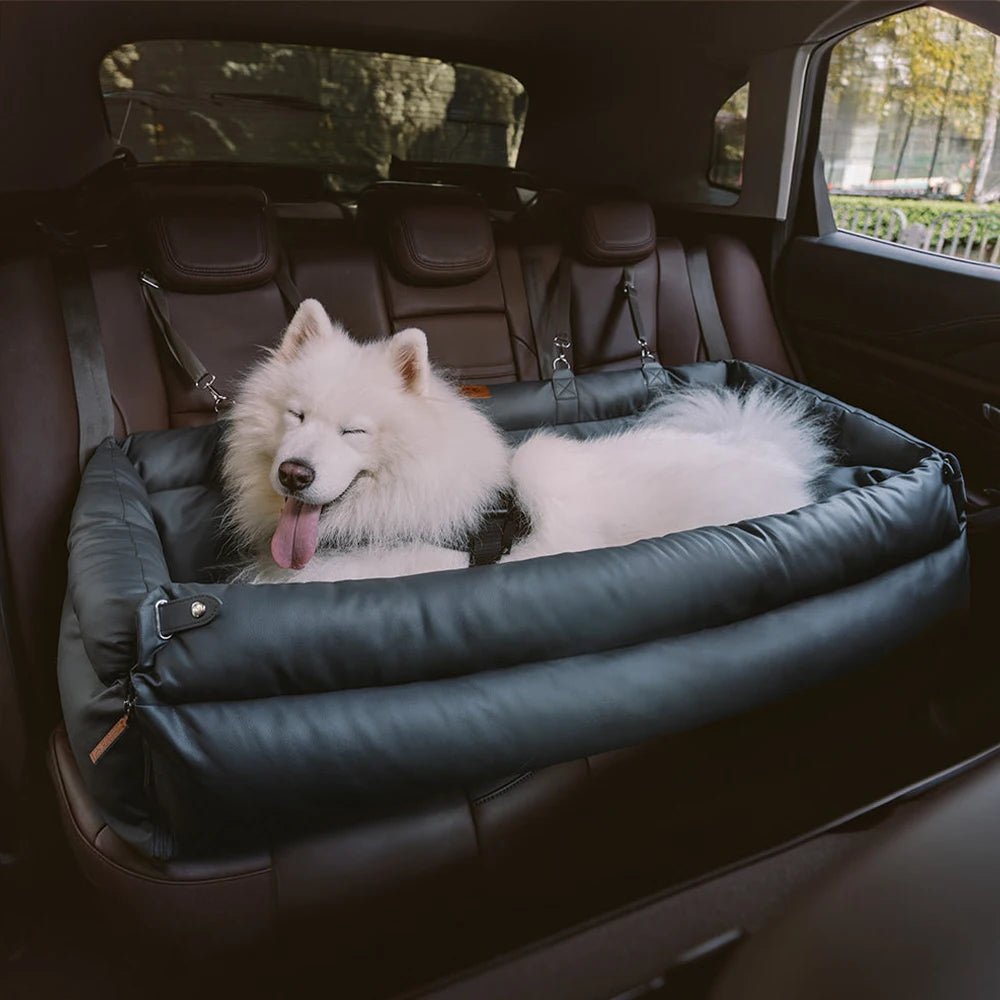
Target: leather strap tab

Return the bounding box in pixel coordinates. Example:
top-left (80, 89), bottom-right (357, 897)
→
top-left (552, 367), bottom-right (580, 424)
top-left (641, 360), bottom-right (669, 399)
top-left (154, 595), bottom-right (222, 640)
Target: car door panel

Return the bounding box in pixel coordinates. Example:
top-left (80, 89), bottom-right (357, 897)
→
top-left (780, 231), bottom-right (1000, 492)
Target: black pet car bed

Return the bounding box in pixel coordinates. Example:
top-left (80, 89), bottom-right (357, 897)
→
top-left (58, 361), bottom-right (969, 860)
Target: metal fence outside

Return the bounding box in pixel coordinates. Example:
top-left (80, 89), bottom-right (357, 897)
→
top-left (833, 202), bottom-right (1000, 264)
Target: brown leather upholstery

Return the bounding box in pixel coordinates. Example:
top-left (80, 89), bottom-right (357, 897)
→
top-left (359, 183), bottom-right (496, 286)
top-left (49, 722), bottom-right (593, 959)
top-left (706, 233), bottom-right (795, 378)
top-left (137, 185), bottom-right (280, 293)
top-left (0, 252), bottom-right (80, 727)
top-left (521, 198), bottom-right (792, 376)
top-left (578, 199), bottom-right (656, 264)
top-left (281, 216), bottom-right (392, 343)
top-left (149, 283), bottom-right (290, 428)
top-left (129, 185), bottom-right (294, 426)
top-left (359, 183), bottom-right (537, 382)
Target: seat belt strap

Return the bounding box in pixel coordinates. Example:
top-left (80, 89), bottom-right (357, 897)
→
top-left (52, 251), bottom-right (115, 470)
top-left (139, 272), bottom-right (230, 412)
top-left (685, 243), bottom-right (733, 361)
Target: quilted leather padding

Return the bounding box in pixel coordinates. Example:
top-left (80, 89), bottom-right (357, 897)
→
top-left (58, 362), bottom-right (969, 858)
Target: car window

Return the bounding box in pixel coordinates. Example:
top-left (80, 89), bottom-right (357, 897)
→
top-left (819, 6), bottom-right (1000, 264)
top-left (100, 41), bottom-right (528, 192)
top-left (709, 83), bottom-right (749, 191)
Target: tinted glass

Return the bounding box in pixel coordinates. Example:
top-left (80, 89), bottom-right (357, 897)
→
top-left (101, 41), bottom-right (528, 192)
top-left (709, 83), bottom-right (749, 191)
top-left (820, 7), bottom-right (1000, 264)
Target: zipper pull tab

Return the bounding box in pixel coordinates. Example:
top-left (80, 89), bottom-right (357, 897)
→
top-left (89, 696), bottom-right (134, 765)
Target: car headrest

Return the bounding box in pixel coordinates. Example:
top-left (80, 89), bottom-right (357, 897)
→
top-left (578, 199), bottom-right (656, 265)
top-left (136, 185), bottom-right (279, 293)
top-left (357, 183), bottom-right (495, 286)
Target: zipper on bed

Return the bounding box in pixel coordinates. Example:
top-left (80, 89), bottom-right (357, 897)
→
top-left (88, 688), bottom-right (135, 765)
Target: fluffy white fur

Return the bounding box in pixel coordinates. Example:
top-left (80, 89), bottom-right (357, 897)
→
top-left (222, 300), bottom-right (830, 583)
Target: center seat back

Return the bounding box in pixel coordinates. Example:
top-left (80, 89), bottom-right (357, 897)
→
top-left (276, 201), bottom-right (393, 344)
top-left (356, 183), bottom-right (539, 383)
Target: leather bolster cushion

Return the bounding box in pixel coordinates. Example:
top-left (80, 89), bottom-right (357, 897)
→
top-left (578, 199), bottom-right (656, 264)
top-left (57, 362), bottom-right (969, 860)
top-left (136, 184), bottom-right (279, 293)
top-left (357, 183), bottom-right (496, 286)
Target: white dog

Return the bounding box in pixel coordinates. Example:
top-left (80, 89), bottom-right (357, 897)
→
top-left (222, 300), bottom-right (830, 583)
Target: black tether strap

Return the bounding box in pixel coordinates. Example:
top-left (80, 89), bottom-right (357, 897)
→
top-left (551, 255), bottom-right (573, 372)
top-left (139, 259), bottom-right (303, 412)
top-left (139, 272), bottom-right (230, 412)
top-left (52, 251), bottom-right (115, 470)
top-left (621, 264), bottom-right (656, 363)
top-left (523, 254), bottom-right (574, 375)
top-left (685, 243), bottom-right (733, 361)
top-left (467, 490), bottom-right (531, 566)
top-left (621, 266), bottom-right (668, 396)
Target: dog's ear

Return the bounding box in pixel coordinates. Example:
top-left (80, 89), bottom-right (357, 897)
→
top-left (278, 299), bottom-right (341, 358)
top-left (390, 328), bottom-right (430, 395)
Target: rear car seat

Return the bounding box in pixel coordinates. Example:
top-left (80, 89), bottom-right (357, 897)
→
top-left (0, 177), bottom-right (829, 984)
top-left (124, 184), bottom-right (297, 428)
top-left (517, 193), bottom-right (796, 377)
top-left (354, 182), bottom-right (539, 382)
top-left (39, 181), bottom-right (603, 964)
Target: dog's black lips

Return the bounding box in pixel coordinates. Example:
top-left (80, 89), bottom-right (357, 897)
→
top-left (283, 469), bottom-right (370, 510)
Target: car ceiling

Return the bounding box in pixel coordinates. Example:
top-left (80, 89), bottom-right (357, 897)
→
top-left (1, 1), bottom-right (993, 200)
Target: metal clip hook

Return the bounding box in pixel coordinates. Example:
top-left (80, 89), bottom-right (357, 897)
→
top-left (196, 373), bottom-right (229, 412)
top-left (552, 336), bottom-right (572, 373)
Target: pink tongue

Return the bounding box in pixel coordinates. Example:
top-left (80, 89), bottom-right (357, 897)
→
top-left (270, 499), bottom-right (322, 570)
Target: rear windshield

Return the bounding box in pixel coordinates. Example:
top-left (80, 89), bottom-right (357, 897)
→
top-left (100, 41), bottom-right (528, 191)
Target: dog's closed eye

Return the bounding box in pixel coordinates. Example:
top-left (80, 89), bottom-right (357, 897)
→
top-left (288, 409), bottom-right (305, 423)
top-left (342, 427), bottom-right (367, 436)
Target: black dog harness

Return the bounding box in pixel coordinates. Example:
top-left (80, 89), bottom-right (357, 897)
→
top-left (466, 490), bottom-right (531, 566)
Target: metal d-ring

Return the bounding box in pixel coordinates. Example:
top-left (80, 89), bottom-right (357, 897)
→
top-left (154, 599), bottom-right (172, 641)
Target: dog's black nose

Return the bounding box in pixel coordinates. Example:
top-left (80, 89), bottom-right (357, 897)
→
top-left (278, 460), bottom-right (315, 492)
